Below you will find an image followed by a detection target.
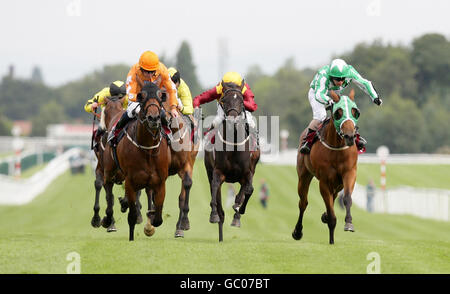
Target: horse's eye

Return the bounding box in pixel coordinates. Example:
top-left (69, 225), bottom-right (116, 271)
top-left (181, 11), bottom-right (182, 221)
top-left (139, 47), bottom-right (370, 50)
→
top-left (334, 109), bottom-right (343, 121)
top-left (352, 108), bottom-right (360, 119)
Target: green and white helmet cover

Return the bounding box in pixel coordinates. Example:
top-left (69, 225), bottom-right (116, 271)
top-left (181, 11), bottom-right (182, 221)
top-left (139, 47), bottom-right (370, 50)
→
top-left (332, 96), bottom-right (360, 135)
top-left (329, 59), bottom-right (351, 78)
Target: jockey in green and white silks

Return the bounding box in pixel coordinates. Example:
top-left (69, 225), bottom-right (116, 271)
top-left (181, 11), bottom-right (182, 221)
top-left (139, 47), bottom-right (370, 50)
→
top-left (299, 58), bottom-right (382, 154)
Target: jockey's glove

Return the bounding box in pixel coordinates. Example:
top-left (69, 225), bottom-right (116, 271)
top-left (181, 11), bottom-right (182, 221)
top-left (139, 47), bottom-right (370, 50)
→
top-left (374, 97), bottom-right (382, 106)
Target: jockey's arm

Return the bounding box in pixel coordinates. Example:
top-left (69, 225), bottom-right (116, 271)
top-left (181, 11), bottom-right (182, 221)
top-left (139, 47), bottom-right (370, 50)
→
top-left (84, 87), bottom-right (110, 113)
top-left (177, 79), bottom-right (194, 115)
top-left (161, 75), bottom-right (178, 110)
top-left (314, 75), bottom-right (332, 105)
top-left (243, 84), bottom-right (258, 112)
top-left (193, 87), bottom-right (220, 108)
top-left (125, 68), bottom-right (139, 102)
top-left (348, 66), bottom-right (379, 101)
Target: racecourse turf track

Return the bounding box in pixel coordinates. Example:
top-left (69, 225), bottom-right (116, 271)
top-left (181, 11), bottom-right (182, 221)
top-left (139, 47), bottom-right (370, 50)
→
top-left (0, 161), bottom-right (449, 274)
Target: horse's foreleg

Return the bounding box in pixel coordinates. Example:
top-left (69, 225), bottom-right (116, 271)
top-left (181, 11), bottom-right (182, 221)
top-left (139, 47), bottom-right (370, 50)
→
top-left (292, 170), bottom-right (313, 241)
top-left (231, 185), bottom-right (245, 227)
top-left (152, 182), bottom-right (166, 228)
top-left (101, 181), bottom-right (116, 232)
top-left (238, 172), bottom-right (254, 215)
top-left (136, 189), bottom-right (143, 224)
top-left (320, 180), bottom-right (337, 244)
top-left (91, 171), bottom-right (103, 228)
top-left (216, 185), bottom-right (225, 242)
top-left (343, 170), bottom-right (357, 232)
top-left (144, 188), bottom-right (155, 237)
top-left (125, 181), bottom-right (137, 241)
top-left (210, 169), bottom-right (224, 224)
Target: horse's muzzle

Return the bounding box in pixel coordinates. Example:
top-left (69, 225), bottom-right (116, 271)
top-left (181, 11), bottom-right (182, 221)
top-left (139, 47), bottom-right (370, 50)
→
top-left (343, 134), bottom-right (355, 146)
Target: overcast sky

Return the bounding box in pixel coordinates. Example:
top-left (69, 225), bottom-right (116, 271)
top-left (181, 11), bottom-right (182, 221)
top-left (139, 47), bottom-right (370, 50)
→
top-left (1, 0), bottom-right (449, 88)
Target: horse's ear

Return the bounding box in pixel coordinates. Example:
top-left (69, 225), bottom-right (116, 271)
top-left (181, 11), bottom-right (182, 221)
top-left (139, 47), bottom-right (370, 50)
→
top-left (329, 90), bottom-right (340, 102)
top-left (240, 79), bottom-right (245, 91)
top-left (349, 89), bottom-right (355, 101)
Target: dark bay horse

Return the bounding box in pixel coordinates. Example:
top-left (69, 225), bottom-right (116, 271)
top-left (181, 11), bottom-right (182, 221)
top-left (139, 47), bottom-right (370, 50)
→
top-left (103, 83), bottom-right (170, 241)
top-left (204, 81), bottom-right (260, 242)
top-left (293, 89), bottom-right (360, 244)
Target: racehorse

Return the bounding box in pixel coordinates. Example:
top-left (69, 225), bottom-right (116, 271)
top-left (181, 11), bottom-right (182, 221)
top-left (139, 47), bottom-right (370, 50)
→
top-left (292, 89), bottom-right (360, 244)
top-left (204, 81), bottom-right (260, 242)
top-left (166, 112), bottom-right (199, 238)
top-left (103, 83), bottom-right (170, 241)
top-left (90, 95), bottom-right (143, 232)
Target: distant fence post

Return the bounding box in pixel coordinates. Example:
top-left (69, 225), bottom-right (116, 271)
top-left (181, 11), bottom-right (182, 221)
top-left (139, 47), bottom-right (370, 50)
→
top-left (376, 146), bottom-right (389, 213)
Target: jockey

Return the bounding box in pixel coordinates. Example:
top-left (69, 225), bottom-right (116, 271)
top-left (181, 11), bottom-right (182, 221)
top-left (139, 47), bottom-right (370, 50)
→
top-left (107, 51), bottom-right (179, 145)
top-left (193, 71), bottom-right (257, 132)
top-left (84, 80), bottom-right (128, 138)
top-left (299, 58), bottom-right (382, 154)
top-left (168, 67), bottom-right (194, 115)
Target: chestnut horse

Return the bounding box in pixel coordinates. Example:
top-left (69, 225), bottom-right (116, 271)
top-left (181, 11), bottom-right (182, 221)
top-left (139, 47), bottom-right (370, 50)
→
top-left (204, 81), bottom-right (260, 242)
top-left (90, 96), bottom-right (143, 232)
top-left (103, 83), bottom-right (170, 241)
top-left (292, 89), bottom-right (360, 244)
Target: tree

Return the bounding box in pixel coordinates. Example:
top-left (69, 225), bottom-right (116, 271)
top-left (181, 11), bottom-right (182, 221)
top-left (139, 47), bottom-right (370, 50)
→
top-left (411, 34), bottom-right (450, 94)
top-left (31, 66), bottom-right (44, 84)
top-left (175, 41), bottom-right (202, 96)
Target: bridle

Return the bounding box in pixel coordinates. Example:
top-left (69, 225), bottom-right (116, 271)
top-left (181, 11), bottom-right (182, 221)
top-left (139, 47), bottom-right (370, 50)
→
top-left (217, 88), bottom-right (250, 146)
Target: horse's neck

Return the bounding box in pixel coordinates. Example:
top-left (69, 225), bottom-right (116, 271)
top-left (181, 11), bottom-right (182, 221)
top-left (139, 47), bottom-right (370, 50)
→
top-left (136, 120), bottom-right (160, 146)
top-left (323, 120), bottom-right (344, 147)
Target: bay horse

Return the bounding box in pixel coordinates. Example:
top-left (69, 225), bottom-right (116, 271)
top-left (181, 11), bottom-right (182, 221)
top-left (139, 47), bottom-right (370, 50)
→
top-left (292, 89), bottom-right (360, 244)
top-left (103, 82), bottom-right (170, 241)
top-left (90, 96), bottom-right (143, 232)
top-left (204, 81), bottom-right (260, 242)
top-left (166, 113), bottom-right (199, 238)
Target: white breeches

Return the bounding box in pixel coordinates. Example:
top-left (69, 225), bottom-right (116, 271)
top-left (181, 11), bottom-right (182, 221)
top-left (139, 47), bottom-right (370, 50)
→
top-left (308, 88), bottom-right (327, 121)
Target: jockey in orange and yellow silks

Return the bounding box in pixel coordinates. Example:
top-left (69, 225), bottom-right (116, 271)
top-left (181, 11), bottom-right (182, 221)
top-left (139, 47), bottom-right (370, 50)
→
top-left (107, 51), bottom-right (179, 145)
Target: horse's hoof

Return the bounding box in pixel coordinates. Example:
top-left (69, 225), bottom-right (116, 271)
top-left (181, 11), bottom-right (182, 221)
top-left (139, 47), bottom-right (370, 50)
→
top-left (174, 229), bottom-right (184, 238)
top-left (238, 207), bottom-right (246, 215)
top-left (321, 212), bottom-right (328, 224)
top-left (292, 230), bottom-right (303, 240)
top-left (180, 219), bottom-right (190, 231)
top-left (144, 224), bottom-right (155, 237)
top-left (209, 213), bottom-right (220, 223)
top-left (106, 224), bottom-right (117, 233)
top-left (91, 215), bottom-right (101, 228)
top-left (101, 217), bottom-right (112, 228)
top-left (344, 223), bottom-right (355, 232)
top-left (136, 214), bottom-right (143, 224)
top-left (119, 197), bottom-right (128, 213)
top-left (231, 218), bottom-right (241, 227)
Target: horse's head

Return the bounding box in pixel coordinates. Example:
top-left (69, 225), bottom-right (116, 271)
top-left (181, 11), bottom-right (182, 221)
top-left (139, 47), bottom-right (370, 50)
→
top-left (329, 89), bottom-right (360, 146)
top-left (220, 81), bottom-right (245, 120)
top-left (137, 83), bottom-right (163, 131)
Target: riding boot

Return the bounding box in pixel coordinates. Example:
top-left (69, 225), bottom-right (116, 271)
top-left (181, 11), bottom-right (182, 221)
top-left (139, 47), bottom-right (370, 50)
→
top-left (161, 110), bottom-right (173, 145)
top-left (107, 112), bottom-right (131, 145)
top-left (299, 128), bottom-right (316, 154)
